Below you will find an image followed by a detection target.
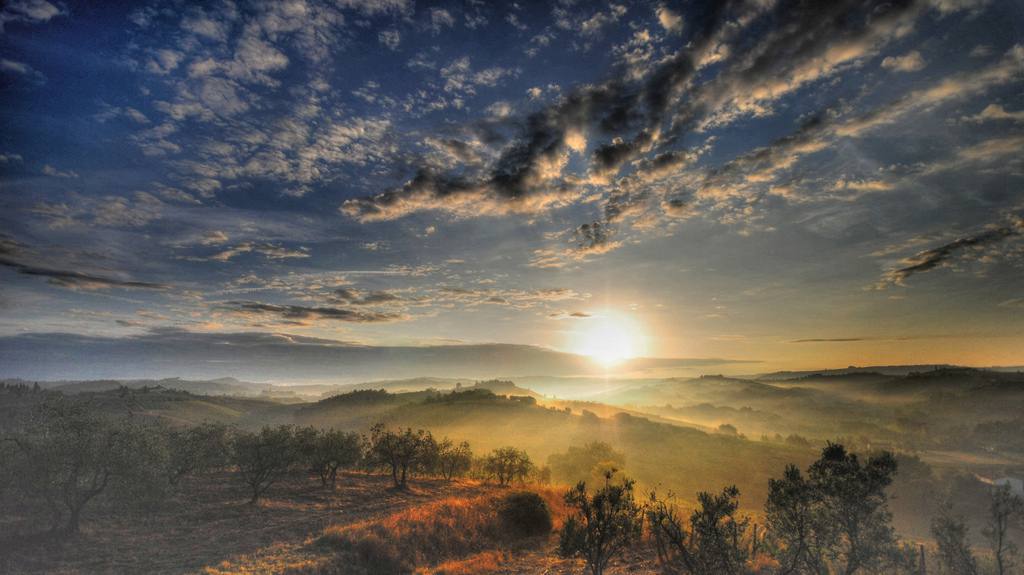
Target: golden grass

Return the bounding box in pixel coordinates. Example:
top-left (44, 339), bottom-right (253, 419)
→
top-left (305, 486), bottom-right (567, 574)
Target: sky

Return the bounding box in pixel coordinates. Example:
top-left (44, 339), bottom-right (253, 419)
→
top-left (1, 0), bottom-right (1023, 381)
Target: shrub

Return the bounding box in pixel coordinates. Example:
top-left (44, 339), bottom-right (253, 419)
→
top-left (497, 491), bottom-right (552, 537)
top-left (559, 471), bottom-right (643, 575)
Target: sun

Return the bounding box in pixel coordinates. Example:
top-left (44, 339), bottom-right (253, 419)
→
top-left (572, 312), bottom-right (645, 367)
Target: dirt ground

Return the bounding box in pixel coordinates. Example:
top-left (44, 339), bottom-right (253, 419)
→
top-left (0, 471), bottom-right (660, 575)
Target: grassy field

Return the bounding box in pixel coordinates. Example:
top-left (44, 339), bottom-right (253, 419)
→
top-left (0, 470), bottom-right (659, 575)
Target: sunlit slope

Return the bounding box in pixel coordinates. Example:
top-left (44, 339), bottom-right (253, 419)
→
top-left (296, 389), bottom-right (814, 507)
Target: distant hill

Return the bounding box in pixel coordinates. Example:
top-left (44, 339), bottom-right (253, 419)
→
top-left (754, 364), bottom-right (958, 380)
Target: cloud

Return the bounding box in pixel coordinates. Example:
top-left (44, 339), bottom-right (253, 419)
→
top-left (208, 242), bottom-right (310, 262)
top-left (656, 4), bottom-right (683, 33)
top-left (340, 0), bottom-right (967, 233)
top-left (549, 310), bottom-right (593, 319)
top-left (429, 8), bottom-right (455, 34)
top-left (41, 164), bottom-right (78, 178)
top-left (0, 239), bottom-right (168, 290)
top-left (218, 300), bottom-right (406, 323)
top-left (875, 219), bottom-right (1023, 288)
top-left (0, 0), bottom-right (66, 31)
top-left (790, 337), bottom-right (871, 343)
top-left (881, 50), bottom-right (926, 72)
top-left (332, 287), bottom-right (403, 306)
top-left (962, 103), bottom-right (1024, 123)
top-left (0, 58), bottom-right (46, 83)
top-left (378, 29), bottom-right (400, 50)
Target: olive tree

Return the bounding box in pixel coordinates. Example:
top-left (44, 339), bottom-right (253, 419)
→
top-left (233, 425), bottom-right (298, 504)
top-left (764, 443), bottom-right (898, 575)
top-left (435, 439), bottom-right (473, 481)
top-left (648, 485), bottom-right (750, 575)
top-left (367, 424), bottom-right (437, 489)
top-left (931, 500), bottom-right (978, 575)
top-left (483, 446), bottom-right (532, 486)
top-left (559, 470), bottom-right (643, 575)
top-left (4, 397), bottom-right (170, 534)
top-left (166, 422), bottom-right (232, 485)
top-left (984, 485), bottom-right (1023, 575)
top-left (307, 428), bottom-right (363, 488)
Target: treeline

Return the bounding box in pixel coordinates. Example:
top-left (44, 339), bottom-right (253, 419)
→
top-left (0, 396), bottom-right (544, 534)
top-left (556, 443), bottom-right (1024, 575)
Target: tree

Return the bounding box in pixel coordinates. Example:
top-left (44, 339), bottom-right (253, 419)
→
top-left (435, 439), bottom-right (472, 481)
top-left (648, 486), bottom-right (750, 575)
top-left (233, 425), bottom-right (297, 504)
top-left (559, 471), bottom-right (643, 575)
top-left (4, 397), bottom-right (170, 533)
top-left (983, 485), bottom-right (1023, 575)
top-left (931, 501), bottom-right (978, 575)
top-left (166, 422), bottom-right (232, 485)
top-left (367, 424), bottom-right (437, 489)
top-left (483, 446), bottom-right (532, 486)
top-left (764, 443), bottom-right (898, 575)
top-left (764, 465), bottom-right (828, 575)
top-left (307, 428), bottom-right (362, 487)
top-left (548, 441), bottom-right (626, 485)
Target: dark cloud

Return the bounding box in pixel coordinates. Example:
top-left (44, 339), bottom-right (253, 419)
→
top-left (877, 220), bottom-right (1022, 288)
top-left (0, 238), bottom-right (168, 290)
top-left (790, 337), bottom-right (870, 343)
top-left (340, 0), bottom-right (748, 222)
top-left (219, 300), bottom-right (405, 323)
top-left (333, 288), bottom-right (403, 305)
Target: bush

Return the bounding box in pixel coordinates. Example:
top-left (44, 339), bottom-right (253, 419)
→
top-left (497, 491), bottom-right (552, 537)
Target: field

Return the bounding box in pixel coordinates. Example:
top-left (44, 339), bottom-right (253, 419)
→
top-left (1, 471), bottom-right (598, 575)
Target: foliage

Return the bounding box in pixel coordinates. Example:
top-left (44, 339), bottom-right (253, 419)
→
top-left (367, 424), bottom-right (438, 489)
top-left (983, 485), bottom-right (1023, 575)
top-left (233, 425), bottom-right (299, 504)
top-left (166, 422), bottom-right (232, 485)
top-left (483, 446), bottom-right (533, 486)
top-left (559, 471), bottom-right (643, 575)
top-left (764, 443), bottom-right (898, 575)
top-left (2, 395), bottom-right (170, 533)
top-left (497, 491), bottom-right (553, 537)
top-left (648, 486), bottom-right (750, 575)
top-left (931, 500), bottom-right (978, 575)
top-left (299, 427), bottom-right (363, 487)
top-left (435, 438), bottom-right (473, 481)
top-left (548, 441), bottom-right (626, 485)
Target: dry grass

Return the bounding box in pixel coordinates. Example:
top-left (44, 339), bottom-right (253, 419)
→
top-left (0, 471), bottom-right (503, 574)
top-left (303, 487), bottom-right (567, 574)
top-left (0, 473), bottom-right (660, 575)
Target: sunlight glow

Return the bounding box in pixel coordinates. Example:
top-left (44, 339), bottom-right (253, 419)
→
top-left (572, 312), bottom-right (646, 367)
